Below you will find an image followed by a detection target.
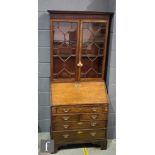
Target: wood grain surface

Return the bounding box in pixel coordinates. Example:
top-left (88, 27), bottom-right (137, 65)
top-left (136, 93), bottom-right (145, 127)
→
top-left (51, 81), bottom-right (109, 105)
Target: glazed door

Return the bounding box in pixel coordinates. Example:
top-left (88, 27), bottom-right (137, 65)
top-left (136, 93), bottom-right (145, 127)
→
top-left (51, 20), bottom-right (79, 81)
top-left (78, 20), bottom-right (109, 81)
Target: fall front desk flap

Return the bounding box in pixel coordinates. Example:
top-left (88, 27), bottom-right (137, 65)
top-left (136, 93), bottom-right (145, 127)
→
top-left (51, 81), bottom-right (109, 106)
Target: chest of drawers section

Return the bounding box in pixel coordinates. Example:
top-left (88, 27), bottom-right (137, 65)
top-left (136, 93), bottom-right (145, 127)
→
top-left (51, 104), bottom-right (108, 153)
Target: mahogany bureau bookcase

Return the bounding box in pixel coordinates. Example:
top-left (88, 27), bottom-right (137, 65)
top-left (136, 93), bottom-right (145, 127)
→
top-left (47, 10), bottom-right (112, 153)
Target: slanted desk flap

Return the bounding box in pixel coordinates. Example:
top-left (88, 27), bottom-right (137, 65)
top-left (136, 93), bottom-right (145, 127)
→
top-left (51, 82), bottom-right (109, 106)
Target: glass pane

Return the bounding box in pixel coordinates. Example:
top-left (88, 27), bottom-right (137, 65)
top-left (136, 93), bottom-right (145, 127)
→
top-left (81, 22), bottom-right (106, 78)
top-left (83, 22), bottom-right (105, 44)
top-left (53, 22), bottom-right (78, 80)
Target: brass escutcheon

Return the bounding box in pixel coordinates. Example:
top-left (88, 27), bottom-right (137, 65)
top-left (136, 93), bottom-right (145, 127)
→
top-left (92, 107), bottom-right (97, 112)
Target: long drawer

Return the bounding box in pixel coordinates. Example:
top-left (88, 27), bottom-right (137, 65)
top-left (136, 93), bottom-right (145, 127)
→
top-left (53, 129), bottom-right (106, 143)
top-left (52, 105), bottom-right (108, 114)
top-left (52, 113), bottom-right (108, 122)
top-left (53, 121), bottom-right (107, 131)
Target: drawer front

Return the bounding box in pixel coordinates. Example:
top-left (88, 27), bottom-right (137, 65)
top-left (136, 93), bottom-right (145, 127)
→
top-left (53, 129), bottom-right (106, 143)
top-left (80, 113), bottom-right (108, 121)
top-left (53, 121), bottom-right (107, 131)
top-left (52, 105), bottom-right (108, 114)
top-left (52, 114), bottom-right (79, 122)
top-left (56, 107), bottom-right (81, 113)
top-left (81, 106), bottom-right (103, 113)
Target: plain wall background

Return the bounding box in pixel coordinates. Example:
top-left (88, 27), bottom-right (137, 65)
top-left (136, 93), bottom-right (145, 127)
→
top-left (38, 0), bottom-right (116, 139)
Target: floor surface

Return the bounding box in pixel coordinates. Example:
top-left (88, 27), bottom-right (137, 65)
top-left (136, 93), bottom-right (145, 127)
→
top-left (38, 132), bottom-right (116, 155)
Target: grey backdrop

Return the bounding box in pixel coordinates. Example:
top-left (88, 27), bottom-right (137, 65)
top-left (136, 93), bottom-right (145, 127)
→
top-left (38, 0), bottom-right (116, 139)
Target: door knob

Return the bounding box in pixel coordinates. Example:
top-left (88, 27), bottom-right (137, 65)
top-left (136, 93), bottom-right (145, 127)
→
top-left (77, 61), bottom-right (83, 67)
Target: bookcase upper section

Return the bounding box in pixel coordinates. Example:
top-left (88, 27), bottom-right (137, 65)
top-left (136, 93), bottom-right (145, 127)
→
top-left (48, 11), bottom-right (112, 82)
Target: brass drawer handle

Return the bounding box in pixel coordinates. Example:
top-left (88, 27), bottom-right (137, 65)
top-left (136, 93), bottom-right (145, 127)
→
top-left (92, 107), bottom-right (97, 112)
top-left (63, 134), bottom-right (69, 138)
top-left (77, 122), bottom-right (83, 125)
top-left (63, 124), bottom-right (69, 129)
top-left (104, 107), bottom-right (108, 111)
top-left (91, 115), bottom-right (98, 120)
top-left (77, 61), bottom-right (83, 67)
top-left (77, 131), bottom-right (83, 134)
top-left (63, 108), bottom-right (70, 113)
top-left (90, 132), bottom-right (96, 137)
top-left (91, 122), bottom-right (97, 127)
top-left (63, 116), bottom-right (69, 121)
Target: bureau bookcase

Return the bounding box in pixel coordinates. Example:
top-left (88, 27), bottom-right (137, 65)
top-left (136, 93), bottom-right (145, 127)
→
top-left (48, 10), bottom-right (112, 153)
